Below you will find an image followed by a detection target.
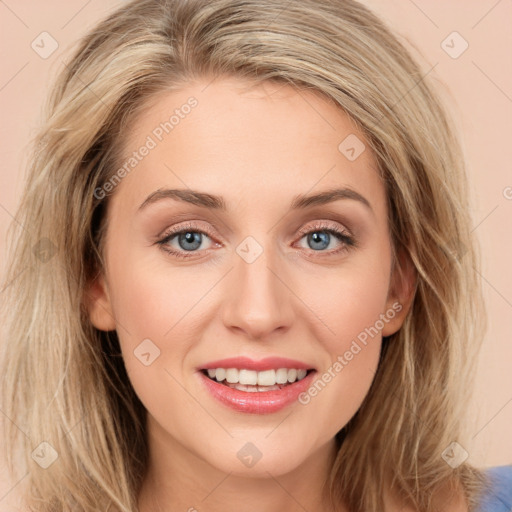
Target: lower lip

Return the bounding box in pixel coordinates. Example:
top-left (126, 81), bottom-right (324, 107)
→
top-left (198, 370), bottom-right (316, 414)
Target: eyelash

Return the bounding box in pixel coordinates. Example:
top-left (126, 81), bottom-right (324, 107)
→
top-left (156, 220), bottom-right (356, 260)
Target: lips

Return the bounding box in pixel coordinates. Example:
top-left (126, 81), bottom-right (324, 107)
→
top-left (197, 356), bottom-right (317, 414)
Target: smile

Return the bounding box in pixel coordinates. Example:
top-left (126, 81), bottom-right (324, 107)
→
top-left (197, 356), bottom-right (317, 414)
top-left (203, 367), bottom-right (309, 391)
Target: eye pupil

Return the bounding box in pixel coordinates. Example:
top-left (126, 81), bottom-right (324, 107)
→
top-left (308, 231), bottom-right (330, 250)
top-left (178, 231), bottom-right (202, 251)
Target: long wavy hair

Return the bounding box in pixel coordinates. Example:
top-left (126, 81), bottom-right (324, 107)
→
top-left (0, 0), bottom-right (488, 510)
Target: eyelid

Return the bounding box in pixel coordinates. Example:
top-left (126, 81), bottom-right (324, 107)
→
top-left (157, 220), bottom-right (218, 241)
top-left (157, 219), bottom-right (352, 243)
top-left (296, 219), bottom-right (352, 238)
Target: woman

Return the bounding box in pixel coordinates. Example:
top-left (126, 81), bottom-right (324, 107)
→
top-left (1, 0), bottom-right (510, 510)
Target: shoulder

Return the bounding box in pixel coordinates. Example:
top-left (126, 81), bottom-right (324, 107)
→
top-left (387, 466), bottom-right (512, 512)
top-left (474, 465), bottom-right (512, 512)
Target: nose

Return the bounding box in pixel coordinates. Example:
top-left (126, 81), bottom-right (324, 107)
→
top-left (221, 242), bottom-right (295, 341)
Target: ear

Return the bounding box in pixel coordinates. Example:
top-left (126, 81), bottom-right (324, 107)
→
top-left (84, 273), bottom-right (117, 331)
top-left (382, 248), bottom-right (416, 337)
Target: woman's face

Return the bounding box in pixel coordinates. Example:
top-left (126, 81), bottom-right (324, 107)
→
top-left (88, 77), bottom-right (412, 479)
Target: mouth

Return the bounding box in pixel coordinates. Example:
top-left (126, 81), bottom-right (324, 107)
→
top-left (196, 356), bottom-right (317, 414)
top-left (200, 367), bottom-right (314, 392)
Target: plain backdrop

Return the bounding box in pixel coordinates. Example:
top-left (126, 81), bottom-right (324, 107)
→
top-left (1, 0), bottom-right (511, 504)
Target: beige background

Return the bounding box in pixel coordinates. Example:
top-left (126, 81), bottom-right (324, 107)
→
top-left (1, 0), bottom-right (511, 504)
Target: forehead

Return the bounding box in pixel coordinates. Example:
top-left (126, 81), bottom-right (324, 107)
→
top-left (111, 77), bottom-right (386, 216)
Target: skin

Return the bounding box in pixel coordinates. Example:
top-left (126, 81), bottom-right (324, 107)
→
top-left (87, 76), bottom-right (426, 511)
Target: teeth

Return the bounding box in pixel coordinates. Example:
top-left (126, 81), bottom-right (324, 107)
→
top-left (275, 368), bottom-right (288, 384)
top-left (227, 382), bottom-right (281, 392)
top-left (225, 368), bottom-right (239, 383)
top-left (239, 369), bottom-right (258, 385)
top-left (257, 369), bottom-right (275, 386)
top-left (205, 367), bottom-right (309, 386)
top-left (287, 368), bottom-right (297, 383)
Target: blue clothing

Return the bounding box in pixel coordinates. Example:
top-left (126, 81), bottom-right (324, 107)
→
top-left (475, 465), bottom-right (512, 511)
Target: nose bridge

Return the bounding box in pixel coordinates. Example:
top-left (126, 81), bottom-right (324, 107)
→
top-left (222, 234), bottom-right (293, 339)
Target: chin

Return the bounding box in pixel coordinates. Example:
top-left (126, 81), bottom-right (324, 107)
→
top-left (199, 436), bottom-right (316, 478)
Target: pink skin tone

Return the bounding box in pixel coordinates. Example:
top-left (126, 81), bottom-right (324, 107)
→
top-left (87, 77), bottom-right (423, 511)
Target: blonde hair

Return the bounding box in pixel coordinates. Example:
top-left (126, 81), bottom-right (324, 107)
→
top-left (0, 0), bottom-right (488, 510)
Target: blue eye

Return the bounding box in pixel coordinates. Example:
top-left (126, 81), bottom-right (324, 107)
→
top-left (157, 224), bottom-right (214, 259)
top-left (157, 221), bottom-right (356, 260)
top-left (307, 231), bottom-right (335, 251)
top-left (298, 227), bottom-right (355, 253)
top-left (174, 231), bottom-right (204, 251)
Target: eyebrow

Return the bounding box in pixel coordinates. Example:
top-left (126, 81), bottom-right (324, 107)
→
top-left (138, 187), bottom-right (373, 213)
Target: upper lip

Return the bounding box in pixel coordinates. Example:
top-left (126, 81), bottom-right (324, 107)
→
top-left (199, 356), bottom-right (315, 372)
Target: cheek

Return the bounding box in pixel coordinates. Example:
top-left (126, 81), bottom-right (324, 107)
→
top-left (106, 248), bottom-right (204, 342)
top-left (104, 253), bottom-right (210, 440)
top-left (294, 252), bottom-right (391, 429)
top-left (103, 247), bottom-right (202, 396)
top-left (300, 249), bottom-right (391, 354)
